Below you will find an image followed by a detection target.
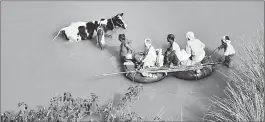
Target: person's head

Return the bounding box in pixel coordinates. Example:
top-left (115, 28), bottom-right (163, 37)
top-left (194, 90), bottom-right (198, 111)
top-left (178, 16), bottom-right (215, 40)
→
top-left (186, 31), bottom-right (195, 40)
top-left (167, 34), bottom-right (175, 43)
top-left (118, 34), bottom-right (126, 42)
top-left (221, 35), bottom-right (230, 45)
top-left (144, 38), bottom-right (152, 48)
top-left (156, 49), bottom-right (163, 55)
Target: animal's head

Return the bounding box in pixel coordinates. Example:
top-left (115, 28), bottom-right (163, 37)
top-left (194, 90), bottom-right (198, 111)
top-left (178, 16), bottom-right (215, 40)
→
top-left (98, 19), bottom-right (108, 26)
top-left (112, 13), bottom-right (127, 29)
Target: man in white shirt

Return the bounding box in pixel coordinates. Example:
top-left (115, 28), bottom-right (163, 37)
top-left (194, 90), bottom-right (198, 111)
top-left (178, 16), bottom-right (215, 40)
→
top-left (136, 38), bottom-right (157, 77)
top-left (185, 31), bottom-right (206, 66)
top-left (141, 38), bottom-right (157, 68)
top-left (218, 35), bottom-right (236, 68)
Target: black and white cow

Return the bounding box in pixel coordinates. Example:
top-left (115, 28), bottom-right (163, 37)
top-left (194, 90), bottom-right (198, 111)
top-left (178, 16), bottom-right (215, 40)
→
top-left (52, 13), bottom-right (127, 42)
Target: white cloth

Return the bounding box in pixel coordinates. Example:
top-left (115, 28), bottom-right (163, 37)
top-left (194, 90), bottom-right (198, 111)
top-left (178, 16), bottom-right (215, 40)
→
top-left (223, 40), bottom-right (236, 56)
top-left (178, 49), bottom-right (191, 61)
top-left (156, 55), bottom-right (164, 67)
top-left (186, 38), bottom-right (205, 57)
top-left (186, 31), bottom-right (195, 40)
top-left (142, 45), bottom-right (157, 67)
top-left (155, 49), bottom-right (164, 67)
top-left (185, 38), bottom-right (206, 64)
top-left (171, 41), bottom-right (181, 58)
top-left (185, 51), bottom-right (205, 66)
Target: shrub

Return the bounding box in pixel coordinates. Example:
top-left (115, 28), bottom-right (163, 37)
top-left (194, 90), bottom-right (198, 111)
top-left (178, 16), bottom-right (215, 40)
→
top-left (204, 23), bottom-right (264, 122)
top-left (1, 84), bottom-right (165, 122)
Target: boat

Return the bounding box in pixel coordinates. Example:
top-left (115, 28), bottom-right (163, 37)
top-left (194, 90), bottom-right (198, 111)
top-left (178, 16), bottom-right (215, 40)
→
top-left (121, 59), bottom-right (167, 84)
top-left (171, 57), bottom-right (216, 80)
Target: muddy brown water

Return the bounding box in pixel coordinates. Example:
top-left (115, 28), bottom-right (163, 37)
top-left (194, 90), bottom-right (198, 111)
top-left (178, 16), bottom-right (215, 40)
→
top-left (1, 1), bottom-right (263, 121)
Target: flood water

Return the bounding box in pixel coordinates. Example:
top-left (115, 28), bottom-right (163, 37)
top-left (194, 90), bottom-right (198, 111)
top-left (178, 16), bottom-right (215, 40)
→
top-left (1, 1), bottom-right (263, 121)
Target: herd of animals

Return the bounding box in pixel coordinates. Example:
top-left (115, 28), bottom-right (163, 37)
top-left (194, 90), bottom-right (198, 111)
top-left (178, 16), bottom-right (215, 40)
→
top-left (52, 13), bottom-right (236, 83)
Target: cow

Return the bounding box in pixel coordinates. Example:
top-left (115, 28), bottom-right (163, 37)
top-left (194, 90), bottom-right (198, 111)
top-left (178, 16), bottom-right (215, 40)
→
top-left (52, 13), bottom-right (127, 42)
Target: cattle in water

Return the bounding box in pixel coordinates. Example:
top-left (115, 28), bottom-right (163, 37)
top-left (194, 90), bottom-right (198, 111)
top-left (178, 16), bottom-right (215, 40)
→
top-left (52, 13), bottom-right (127, 42)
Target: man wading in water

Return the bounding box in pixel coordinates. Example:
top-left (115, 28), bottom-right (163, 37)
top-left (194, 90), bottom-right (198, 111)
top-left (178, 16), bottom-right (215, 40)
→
top-left (217, 35), bottom-right (236, 68)
top-left (119, 34), bottom-right (134, 62)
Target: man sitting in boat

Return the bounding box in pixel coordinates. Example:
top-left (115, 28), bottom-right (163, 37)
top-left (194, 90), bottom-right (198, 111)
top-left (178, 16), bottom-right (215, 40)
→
top-left (136, 38), bottom-right (157, 77)
top-left (177, 49), bottom-right (192, 65)
top-left (164, 34), bottom-right (181, 66)
top-left (119, 34), bottom-right (134, 63)
top-left (139, 38), bottom-right (157, 68)
top-left (184, 31), bottom-right (206, 66)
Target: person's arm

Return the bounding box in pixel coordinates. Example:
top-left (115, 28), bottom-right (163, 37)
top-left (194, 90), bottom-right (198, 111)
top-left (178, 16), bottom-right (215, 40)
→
top-left (175, 44), bottom-right (181, 56)
top-left (169, 42), bottom-right (173, 52)
top-left (186, 42), bottom-right (191, 55)
top-left (142, 47), bottom-right (155, 63)
top-left (186, 42), bottom-right (193, 60)
top-left (136, 62), bottom-right (144, 70)
top-left (165, 42), bottom-right (174, 55)
top-left (124, 43), bottom-right (134, 53)
top-left (218, 44), bottom-right (225, 50)
top-left (165, 48), bottom-right (170, 55)
top-left (142, 52), bottom-right (149, 63)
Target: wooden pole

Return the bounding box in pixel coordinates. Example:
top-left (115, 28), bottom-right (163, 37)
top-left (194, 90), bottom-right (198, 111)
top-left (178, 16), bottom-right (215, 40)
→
top-left (95, 62), bottom-right (219, 77)
top-left (94, 70), bottom-right (137, 77)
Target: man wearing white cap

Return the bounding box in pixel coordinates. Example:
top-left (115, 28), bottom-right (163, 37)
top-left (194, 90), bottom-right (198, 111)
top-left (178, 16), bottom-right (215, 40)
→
top-left (135, 38), bottom-right (157, 77)
top-left (185, 31), bottom-right (206, 65)
top-left (141, 38), bottom-right (157, 68)
top-left (217, 35), bottom-right (236, 68)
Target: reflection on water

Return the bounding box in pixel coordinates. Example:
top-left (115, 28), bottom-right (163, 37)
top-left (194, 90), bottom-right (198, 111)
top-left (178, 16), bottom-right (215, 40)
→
top-left (1, 1), bottom-right (263, 120)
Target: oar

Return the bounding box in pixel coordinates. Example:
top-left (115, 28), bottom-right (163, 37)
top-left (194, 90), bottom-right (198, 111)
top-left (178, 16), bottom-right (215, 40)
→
top-left (94, 70), bottom-right (138, 77)
top-left (206, 47), bottom-right (219, 59)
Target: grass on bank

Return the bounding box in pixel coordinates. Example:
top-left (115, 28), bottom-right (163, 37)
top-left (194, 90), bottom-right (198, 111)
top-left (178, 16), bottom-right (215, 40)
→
top-left (203, 23), bottom-right (264, 122)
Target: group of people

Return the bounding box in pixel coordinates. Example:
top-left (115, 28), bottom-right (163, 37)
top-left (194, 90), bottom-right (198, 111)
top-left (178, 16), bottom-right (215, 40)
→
top-left (119, 31), bottom-right (236, 72)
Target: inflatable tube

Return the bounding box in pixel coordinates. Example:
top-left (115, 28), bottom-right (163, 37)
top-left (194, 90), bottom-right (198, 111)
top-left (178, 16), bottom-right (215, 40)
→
top-left (171, 57), bottom-right (216, 80)
top-left (171, 65), bottom-right (214, 80)
top-left (122, 60), bottom-right (167, 83)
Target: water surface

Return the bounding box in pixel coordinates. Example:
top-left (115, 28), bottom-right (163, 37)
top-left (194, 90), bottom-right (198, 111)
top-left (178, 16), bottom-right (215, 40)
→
top-left (1, 1), bottom-right (263, 120)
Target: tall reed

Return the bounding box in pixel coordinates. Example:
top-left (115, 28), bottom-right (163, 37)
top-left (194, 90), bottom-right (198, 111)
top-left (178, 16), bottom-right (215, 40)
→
top-left (204, 23), bottom-right (264, 122)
